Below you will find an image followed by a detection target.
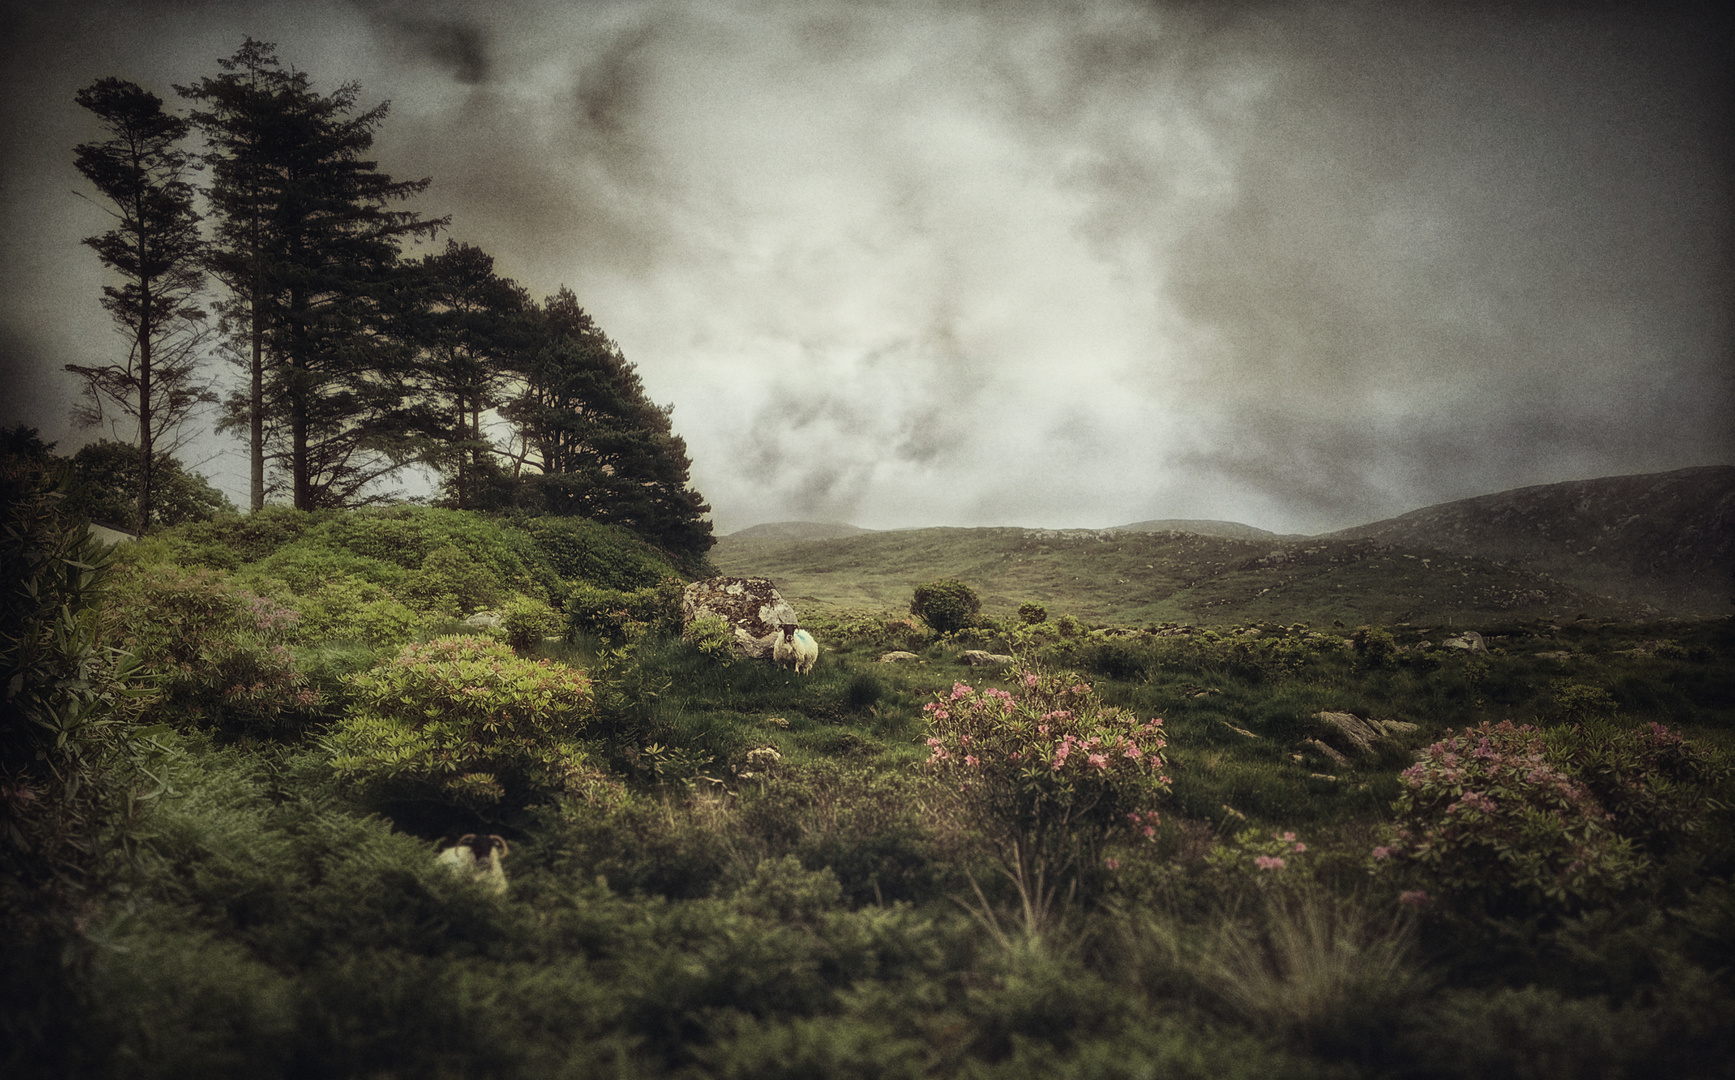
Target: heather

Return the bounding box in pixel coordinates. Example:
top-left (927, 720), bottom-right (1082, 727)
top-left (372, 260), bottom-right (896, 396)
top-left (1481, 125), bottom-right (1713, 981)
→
top-left (5, 494), bottom-right (1733, 1077)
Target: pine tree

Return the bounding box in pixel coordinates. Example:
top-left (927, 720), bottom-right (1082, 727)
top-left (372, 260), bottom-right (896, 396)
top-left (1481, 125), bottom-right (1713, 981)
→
top-left (179, 39), bottom-right (447, 510)
top-left (66, 78), bottom-right (214, 533)
top-left (505, 288), bottom-right (713, 567)
top-left (413, 241), bottom-right (532, 509)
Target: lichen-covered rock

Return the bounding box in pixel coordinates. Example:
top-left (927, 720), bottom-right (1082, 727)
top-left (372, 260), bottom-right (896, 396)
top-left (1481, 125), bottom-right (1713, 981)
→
top-left (1311, 711), bottom-right (1387, 756)
top-left (682, 576), bottom-right (800, 660)
top-left (878, 651), bottom-right (922, 663)
top-left (961, 650), bottom-right (1014, 667)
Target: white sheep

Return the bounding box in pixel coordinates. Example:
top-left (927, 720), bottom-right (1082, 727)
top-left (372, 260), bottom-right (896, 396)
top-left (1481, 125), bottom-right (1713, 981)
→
top-left (435, 833), bottom-right (510, 894)
top-left (773, 623), bottom-right (818, 675)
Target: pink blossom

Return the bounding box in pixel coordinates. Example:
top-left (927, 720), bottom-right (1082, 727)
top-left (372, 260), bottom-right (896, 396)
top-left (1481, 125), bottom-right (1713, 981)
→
top-left (1105, 857), bottom-right (1120, 871)
top-left (1087, 754), bottom-right (1108, 770)
top-left (1141, 825), bottom-right (1155, 838)
top-left (1124, 746), bottom-right (1142, 759)
top-left (964, 755), bottom-right (979, 767)
top-left (1371, 845), bottom-right (1392, 860)
top-left (1024, 673), bottom-right (1039, 687)
top-left (1280, 832), bottom-right (1296, 843)
top-left (1254, 855), bottom-right (1286, 870)
top-left (1398, 889), bottom-right (1431, 908)
top-left (1292, 843), bottom-right (1306, 853)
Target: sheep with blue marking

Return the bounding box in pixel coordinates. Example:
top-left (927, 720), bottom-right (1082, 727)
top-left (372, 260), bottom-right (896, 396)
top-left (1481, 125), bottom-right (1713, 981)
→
top-left (774, 623), bottom-right (819, 675)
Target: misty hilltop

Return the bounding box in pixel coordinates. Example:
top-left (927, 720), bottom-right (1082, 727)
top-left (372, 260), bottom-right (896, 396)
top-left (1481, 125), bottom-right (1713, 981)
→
top-left (714, 467), bottom-right (1734, 624)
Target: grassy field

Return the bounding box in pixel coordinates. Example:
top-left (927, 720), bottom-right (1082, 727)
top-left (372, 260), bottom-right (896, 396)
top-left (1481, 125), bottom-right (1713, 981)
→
top-left (6, 498), bottom-right (1732, 1078)
top-left (714, 526), bottom-right (1644, 626)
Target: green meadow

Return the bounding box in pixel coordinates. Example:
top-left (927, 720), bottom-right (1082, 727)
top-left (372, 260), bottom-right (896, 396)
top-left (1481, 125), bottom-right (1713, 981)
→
top-left (5, 490), bottom-right (1732, 1078)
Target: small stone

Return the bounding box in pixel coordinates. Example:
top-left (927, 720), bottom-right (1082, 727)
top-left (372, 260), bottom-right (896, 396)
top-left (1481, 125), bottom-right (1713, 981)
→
top-left (877, 651), bottom-right (921, 663)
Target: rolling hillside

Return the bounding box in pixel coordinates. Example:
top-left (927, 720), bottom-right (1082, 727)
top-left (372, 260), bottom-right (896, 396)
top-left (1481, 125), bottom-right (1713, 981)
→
top-left (1329, 466), bottom-right (1734, 616)
top-left (713, 467), bottom-right (1732, 625)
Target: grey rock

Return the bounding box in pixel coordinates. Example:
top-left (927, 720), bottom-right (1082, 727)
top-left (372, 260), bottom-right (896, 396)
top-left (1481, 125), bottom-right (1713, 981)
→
top-left (1442, 631), bottom-right (1489, 654)
top-left (961, 650), bottom-right (1015, 667)
top-left (878, 651), bottom-right (922, 663)
top-left (463, 610), bottom-right (504, 631)
top-left (681, 577), bottom-right (800, 660)
top-left (1302, 738), bottom-right (1352, 769)
top-left (1312, 711), bottom-right (1387, 756)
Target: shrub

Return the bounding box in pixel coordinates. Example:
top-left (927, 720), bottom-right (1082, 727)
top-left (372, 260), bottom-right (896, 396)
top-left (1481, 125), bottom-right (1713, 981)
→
top-left (1018, 602), bottom-right (1047, 625)
top-left (1350, 627), bottom-right (1398, 670)
top-left (105, 566), bottom-right (321, 738)
top-left (1542, 720), bottom-right (1729, 854)
top-left (499, 593), bottom-right (564, 651)
top-left (909, 579), bottom-right (980, 635)
top-left (396, 543), bottom-right (505, 617)
top-left (327, 636), bottom-right (602, 810)
top-left (921, 666), bottom-right (1171, 937)
top-left (683, 612), bottom-right (737, 661)
top-left (511, 514), bottom-right (679, 590)
top-left (566, 581), bottom-right (681, 641)
top-left (1372, 720), bottom-right (1646, 916)
top-left (294, 576), bottom-right (424, 648)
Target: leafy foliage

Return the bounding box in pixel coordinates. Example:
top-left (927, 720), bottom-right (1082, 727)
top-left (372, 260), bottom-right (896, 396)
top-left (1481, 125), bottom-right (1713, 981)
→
top-left (1372, 720), bottom-right (1649, 915)
top-left (328, 635), bottom-right (602, 810)
top-left (909, 578), bottom-right (981, 634)
top-left (105, 565), bottom-right (321, 738)
top-left (921, 667), bottom-right (1171, 936)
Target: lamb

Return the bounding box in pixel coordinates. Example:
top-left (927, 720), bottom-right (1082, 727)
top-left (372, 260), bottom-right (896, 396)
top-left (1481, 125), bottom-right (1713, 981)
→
top-left (435, 833), bottom-right (510, 894)
top-left (773, 623), bottom-right (818, 675)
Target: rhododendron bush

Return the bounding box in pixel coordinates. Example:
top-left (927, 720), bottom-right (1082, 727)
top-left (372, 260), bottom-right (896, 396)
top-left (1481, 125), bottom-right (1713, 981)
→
top-left (328, 636), bottom-right (604, 809)
top-left (922, 667), bottom-right (1170, 934)
top-left (1370, 719), bottom-right (1725, 916)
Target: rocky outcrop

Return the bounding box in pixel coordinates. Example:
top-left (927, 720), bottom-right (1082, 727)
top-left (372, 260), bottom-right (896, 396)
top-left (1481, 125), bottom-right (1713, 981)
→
top-left (1304, 711), bottom-right (1420, 766)
top-left (682, 577), bottom-right (801, 660)
top-left (878, 651), bottom-right (922, 663)
top-left (961, 650), bottom-right (1014, 667)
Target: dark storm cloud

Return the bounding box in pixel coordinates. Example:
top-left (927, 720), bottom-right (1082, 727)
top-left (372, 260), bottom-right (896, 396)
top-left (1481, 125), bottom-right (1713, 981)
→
top-left (1, 0), bottom-right (1728, 532)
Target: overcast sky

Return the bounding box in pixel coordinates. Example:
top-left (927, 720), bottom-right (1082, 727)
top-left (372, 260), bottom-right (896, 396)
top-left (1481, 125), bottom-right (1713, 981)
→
top-left (2, 0), bottom-right (1729, 535)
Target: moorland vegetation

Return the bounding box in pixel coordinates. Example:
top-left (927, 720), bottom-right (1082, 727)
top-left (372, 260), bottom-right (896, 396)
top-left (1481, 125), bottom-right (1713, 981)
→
top-left (4, 443), bottom-right (1732, 1079)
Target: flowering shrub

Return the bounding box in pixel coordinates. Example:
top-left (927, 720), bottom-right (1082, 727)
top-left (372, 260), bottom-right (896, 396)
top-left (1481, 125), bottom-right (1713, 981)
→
top-left (106, 566), bottom-right (321, 737)
top-left (294, 576), bottom-right (424, 648)
top-left (1208, 829), bottom-right (1313, 886)
top-left (1372, 720), bottom-right (1645, 915)
top-left (328, 636), bottom-right (600, 809)
top-left (1542, 719), bottom-right (1729, 853)
top-left (922, 666), bottom-right (1170, 934)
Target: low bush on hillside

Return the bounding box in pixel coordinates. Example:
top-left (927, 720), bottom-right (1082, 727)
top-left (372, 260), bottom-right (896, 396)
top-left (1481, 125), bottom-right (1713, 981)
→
top-left (105, 565), bottom-right (322, 738)
top-left (327, 636), bottom-right (609, 813)
top-left (910, 579), bottom-right (982, 634)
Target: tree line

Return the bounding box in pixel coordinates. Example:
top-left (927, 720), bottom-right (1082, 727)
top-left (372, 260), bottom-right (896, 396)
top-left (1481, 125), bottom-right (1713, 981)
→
top-left (67, 38), bottom-right (712, 564)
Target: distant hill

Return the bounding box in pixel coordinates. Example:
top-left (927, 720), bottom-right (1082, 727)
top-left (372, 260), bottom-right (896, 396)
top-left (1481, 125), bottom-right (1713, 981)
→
top-left (725, 521), bottom-right (876, 541)
top-left (1111, 519), bottom-right (1304, 542)
top-left (1328, 466), bottom-right (1734, 616)
top-left (712, 524), bottom-right (1638, 627)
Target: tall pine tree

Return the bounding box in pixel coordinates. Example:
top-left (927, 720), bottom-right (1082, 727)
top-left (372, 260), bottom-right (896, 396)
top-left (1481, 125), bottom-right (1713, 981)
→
top-left (66, 78), bottom-right (214, 533)
top-left (413, 240), bottom-right (532, 509)
top-left (180, 39), bottom-right (446, 509)
top-left (505, 288), bottom-right (713, 567)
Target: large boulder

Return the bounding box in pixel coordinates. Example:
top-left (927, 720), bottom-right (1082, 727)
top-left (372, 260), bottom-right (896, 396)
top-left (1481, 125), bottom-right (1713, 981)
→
top-left (682, 576), bottom-right (801, 660)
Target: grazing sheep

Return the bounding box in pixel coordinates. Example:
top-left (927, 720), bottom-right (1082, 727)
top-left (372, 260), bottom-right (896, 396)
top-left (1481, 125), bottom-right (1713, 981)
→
top-left (773, 623), bottom-right (818, 675)
top-left (435, 833), bottom-right (510, 894)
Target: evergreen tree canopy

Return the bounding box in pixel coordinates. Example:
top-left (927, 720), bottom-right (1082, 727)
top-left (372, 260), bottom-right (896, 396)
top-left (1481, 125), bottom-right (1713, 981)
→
top-left (179, 38), bottom-right (447, 510)
top-left (66, 77), bottom-right (214, 532)
top-left (505, 288), bottom-right (713, 568)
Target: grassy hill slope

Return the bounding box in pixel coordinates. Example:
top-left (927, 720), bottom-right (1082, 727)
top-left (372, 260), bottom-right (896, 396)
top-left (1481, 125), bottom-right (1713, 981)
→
top-left (713, 526), bottom-right (1637, 626)
top-left (1329, 465), bottom-right (1734, 616)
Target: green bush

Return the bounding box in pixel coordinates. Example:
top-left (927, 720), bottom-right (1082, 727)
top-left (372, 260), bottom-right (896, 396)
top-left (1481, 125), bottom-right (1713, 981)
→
top-left (327, 636), bottom-right (603, 810)
top-left (566, 580), bottom-right (681, 640)
top-left (105, 566), bottom-right (321, 738)
top-left (1018, 602), bottom-right (1048, 625)
top-left (397, 543), bottom-right (505, 617)
top-left (499, 593), bottom-right (565, 651)
top-left (922, 666), bottom-right (1172, 936)
top-left (511, 514), bottom-right (679, 590)
top-left (909, 578), bottom-right (981, 634)
top-left (294, 576), bottom-right (424, 648)
top-left (683, 611), bottom-right (737, 661)
top-left (1372, 720), bottom-right (1646, 916)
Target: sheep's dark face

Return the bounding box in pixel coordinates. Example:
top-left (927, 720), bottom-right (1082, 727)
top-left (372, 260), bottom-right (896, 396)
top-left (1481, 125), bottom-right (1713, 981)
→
top-left (780, 624), bottom-right (797, 642)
